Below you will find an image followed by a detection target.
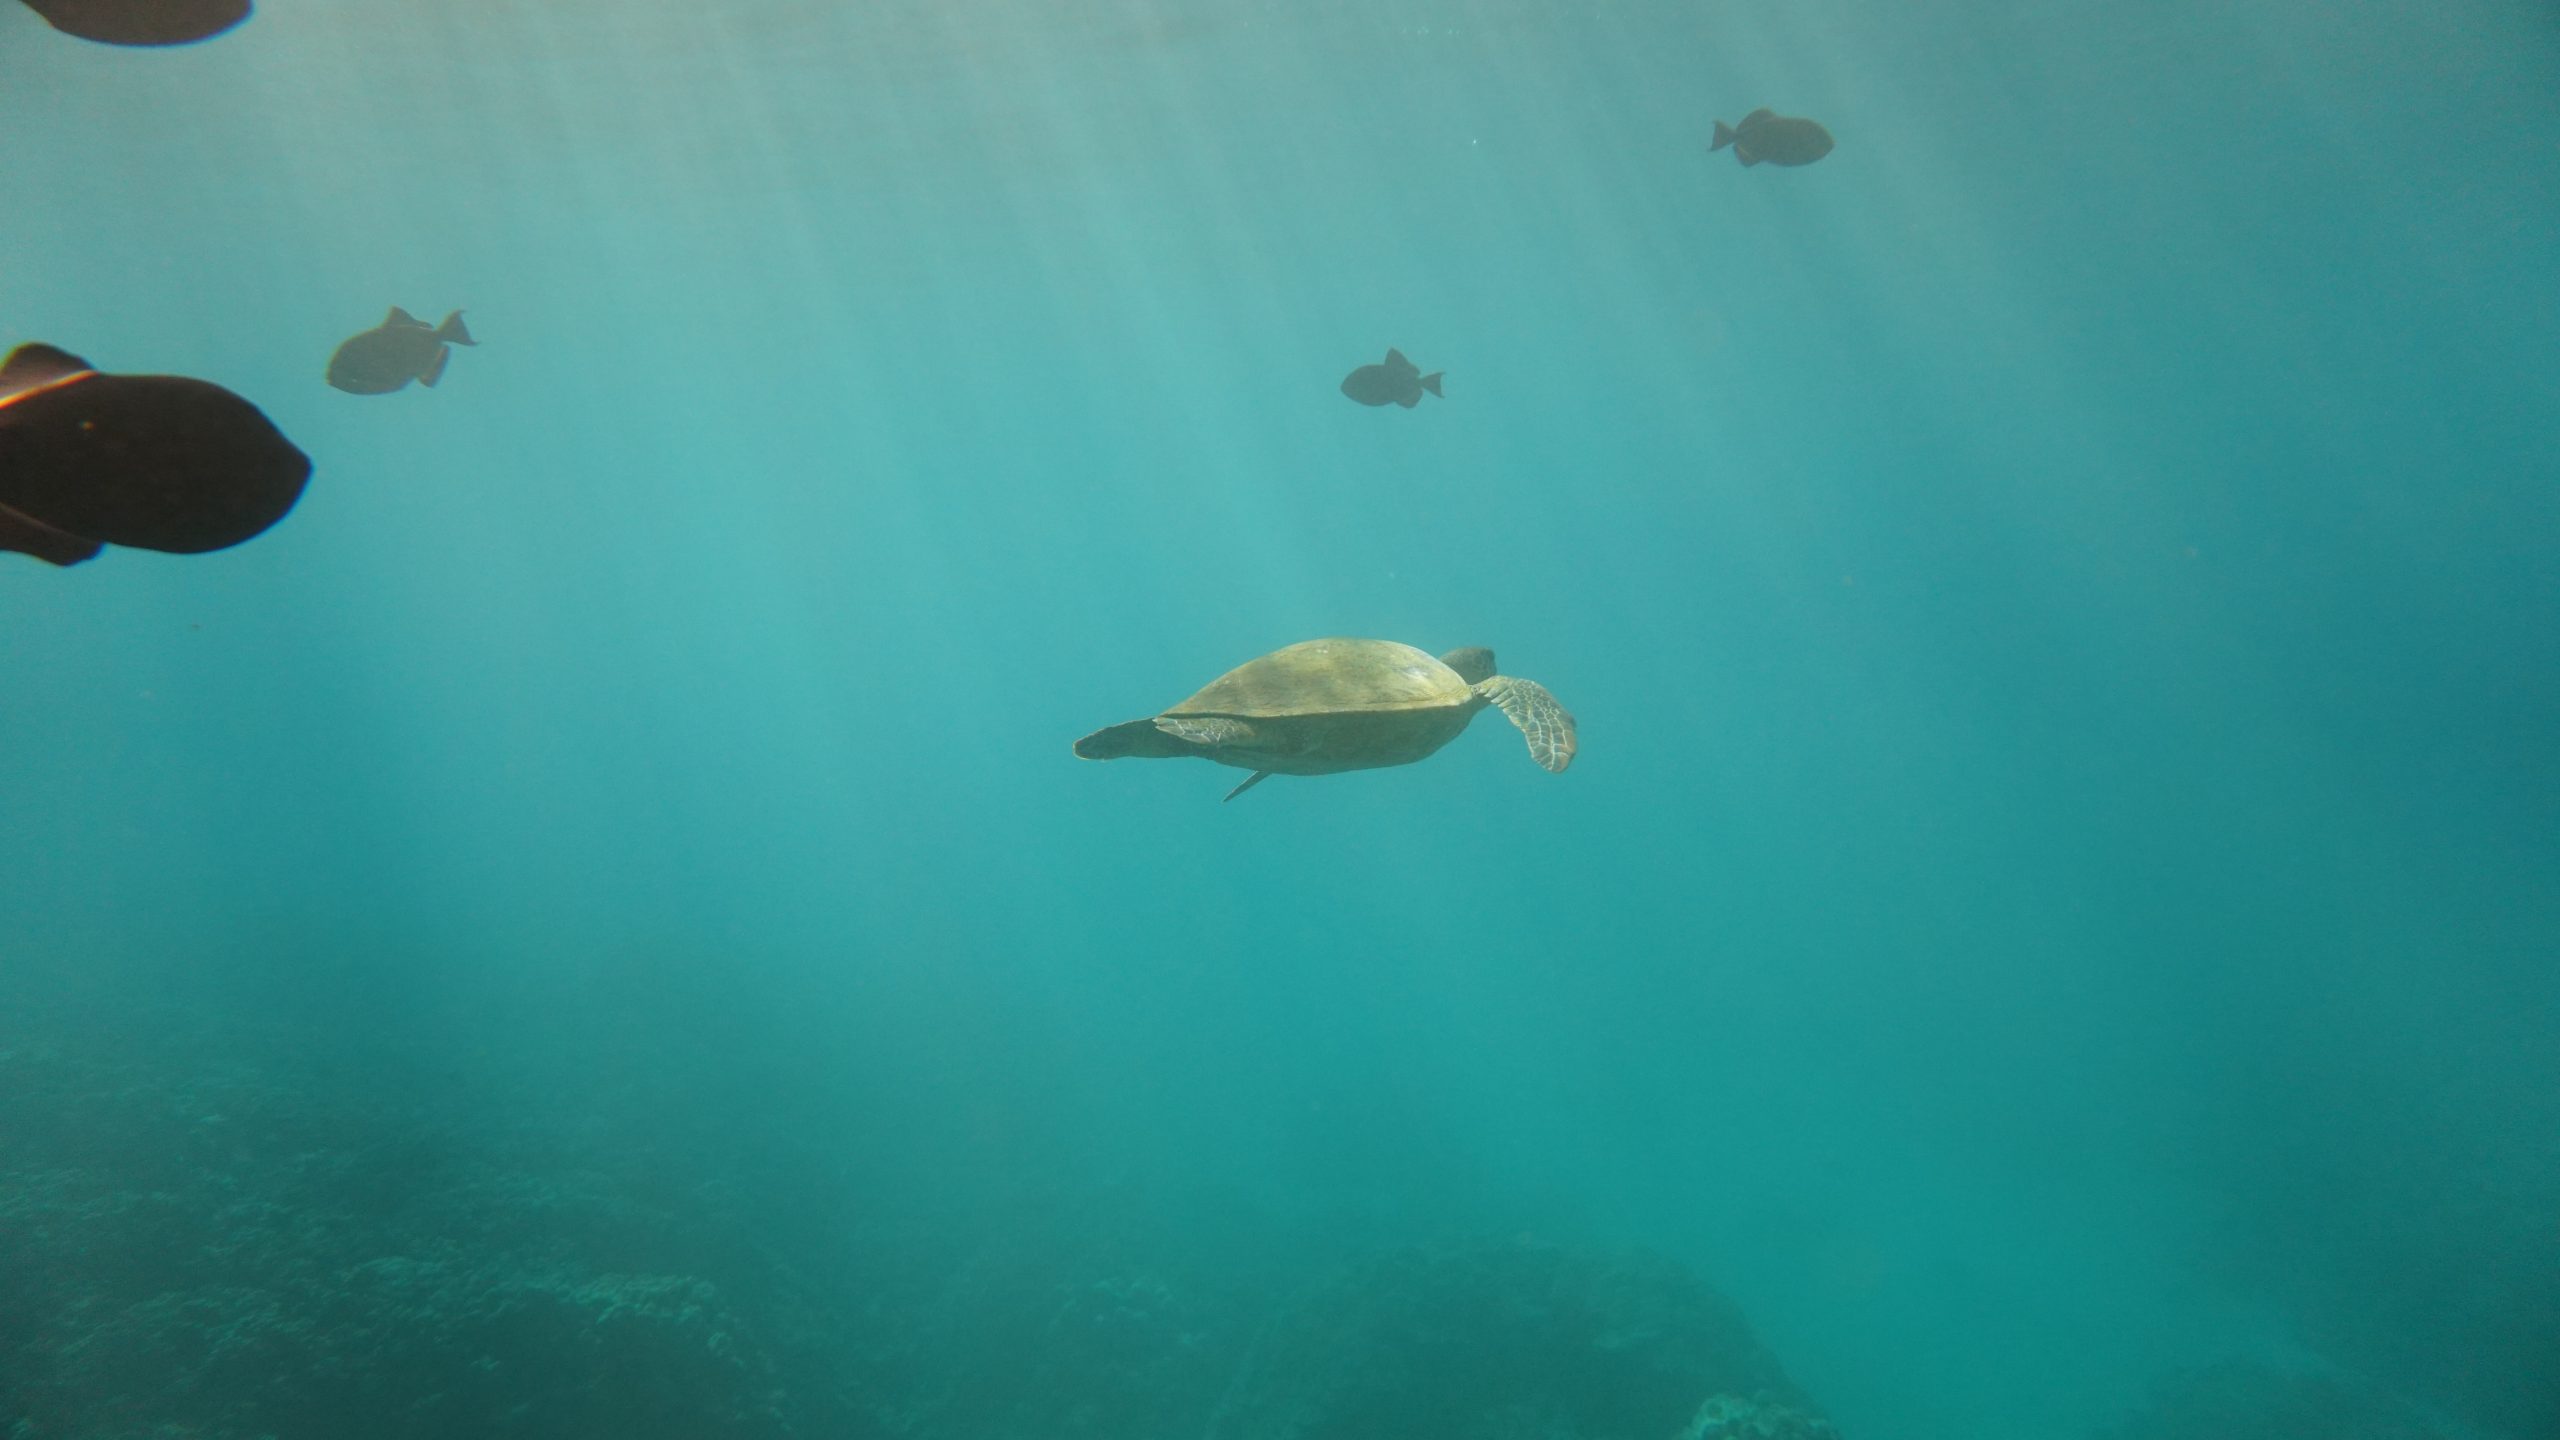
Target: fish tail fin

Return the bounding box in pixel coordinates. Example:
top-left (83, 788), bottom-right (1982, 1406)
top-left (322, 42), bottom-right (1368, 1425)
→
top-left (1710, 120), bottom-right (1736, 151)
top-left (436, 310), bottom-right (476, 346)
top-left (0, 504), bottom-right (103, 566)
top-left (1419, 372), bottom-right (1443, 398)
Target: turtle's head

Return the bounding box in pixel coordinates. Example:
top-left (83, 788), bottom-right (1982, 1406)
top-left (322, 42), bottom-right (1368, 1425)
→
top-left (1439, 647), bottom-right (1496, 685)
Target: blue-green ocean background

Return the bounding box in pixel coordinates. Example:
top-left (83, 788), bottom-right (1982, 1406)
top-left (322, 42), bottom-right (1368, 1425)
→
top-left (4, 3), bottom-right (2557, 1438)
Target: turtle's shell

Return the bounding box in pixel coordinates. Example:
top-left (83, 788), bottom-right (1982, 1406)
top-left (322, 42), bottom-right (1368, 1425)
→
top-left (1168, 639), bottom-right (1471, 719)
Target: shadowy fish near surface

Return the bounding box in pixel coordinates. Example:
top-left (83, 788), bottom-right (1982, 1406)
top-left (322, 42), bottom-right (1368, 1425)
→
top-left (1711, 109), bottom-right (1834, 168)
top-left (0, 343), bottom-right (311, 567)
top-left (1340, 348), bottom-right (1443, 408)
top-left (326, 307), bottom-right (475, 395)
top-left (1074, 638), bottom-right (1574, 801)
top-left (16, 0), bottom-right (249, 45)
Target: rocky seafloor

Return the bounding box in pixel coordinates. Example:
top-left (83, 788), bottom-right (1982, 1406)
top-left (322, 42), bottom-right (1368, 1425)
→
top-left (0, 996), bottom-right (1850, 1440)
top-left (0, 996), bottom-right (2481, 1440)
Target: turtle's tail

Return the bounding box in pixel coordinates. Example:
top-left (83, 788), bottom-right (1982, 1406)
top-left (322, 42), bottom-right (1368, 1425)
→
top-left (1074, 718), bottom-right (1190, 760)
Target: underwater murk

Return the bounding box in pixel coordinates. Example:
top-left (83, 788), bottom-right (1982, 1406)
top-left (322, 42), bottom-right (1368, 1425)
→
top-left (3, 3), bottom-right (2555, 1440)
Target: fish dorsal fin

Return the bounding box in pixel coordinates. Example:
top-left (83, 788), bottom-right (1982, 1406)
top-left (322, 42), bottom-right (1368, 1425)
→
top-left (1, 343), bottom-right (95, 386)
top-left (0, 343), bottom-right (96, 400)
top-left (1741, 107), bottom-right (1776, 127)
top-left (386, 305), bottom-right (423, 328)
top-left (1385, 347), bottom-right (1413, 371)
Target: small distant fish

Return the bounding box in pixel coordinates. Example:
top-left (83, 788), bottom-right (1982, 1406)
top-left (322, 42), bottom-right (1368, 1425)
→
top-left (0, 343), bottom-right (311, 567)
top-left (1340, 348), bottom-right (1444, 409)
top-left (326, 307), bottom-right (475, 395)
top-left (1711, 109), bottom-right (1834, 168)
top-left (16, 0), bottom-right (250, 46)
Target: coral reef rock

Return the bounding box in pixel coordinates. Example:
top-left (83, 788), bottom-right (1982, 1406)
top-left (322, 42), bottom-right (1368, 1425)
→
top-left (1210, 1237), bottom-right (1833, 1440)
top-left (1682, 1392), bottom-right (1844, 1440)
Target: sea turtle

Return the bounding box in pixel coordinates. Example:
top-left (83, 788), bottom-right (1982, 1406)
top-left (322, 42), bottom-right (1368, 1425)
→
top-left (1074, 638), bottom-right (1576, 801)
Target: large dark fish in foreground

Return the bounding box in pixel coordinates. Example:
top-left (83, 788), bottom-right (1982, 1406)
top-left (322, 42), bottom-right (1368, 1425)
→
top-left (1711, 109), bottom-right (1834, 168)
top-left (17, 0), bottom-right (250, 46)
top-left (1340, 348), bottom-right (1443, 408)
top-left (0, 344), bottom-right (310, 566)
top-left (326, 307), bottom-right (475, 395)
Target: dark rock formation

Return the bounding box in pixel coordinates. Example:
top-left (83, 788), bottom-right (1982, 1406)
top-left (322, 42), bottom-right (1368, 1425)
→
top-left (1212, 1237), bottom-right (1819, 1440)
top-left (0, 1015), bottom-right (1837, 1440)
top-left (0, 1035), bottom-right (820, 1440)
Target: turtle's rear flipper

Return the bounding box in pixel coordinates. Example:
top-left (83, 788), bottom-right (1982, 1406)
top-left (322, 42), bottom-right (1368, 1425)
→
top-left (1482, 677), bottom-right (1577, 773)
top-left (1223, 771), bottom-right (1273, 802)
top-left (1074, 718), bottom-right (1194, 760)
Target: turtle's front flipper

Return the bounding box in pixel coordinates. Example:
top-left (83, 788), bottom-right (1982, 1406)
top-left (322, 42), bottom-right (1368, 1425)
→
top-left (1223, 771), bottom-right (1273, 802)
top-left (1481, 677), bottom-right (1577, 773)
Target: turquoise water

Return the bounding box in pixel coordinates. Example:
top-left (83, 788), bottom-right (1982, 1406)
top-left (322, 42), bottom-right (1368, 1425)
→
top-left (4, 4), bottom-right (2556, 1439)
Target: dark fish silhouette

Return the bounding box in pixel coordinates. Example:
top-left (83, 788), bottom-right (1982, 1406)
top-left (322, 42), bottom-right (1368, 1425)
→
top-left (1340, 348), bottom-right (1443, 409)
top-left (0, 343), bottom-right (310, 567)
top-left (17, 0), bottom-right (250, 46)
top-left (1711, 109), bottom-right (1834, 168)
top-left (326, 307), bottom-right (475, 395)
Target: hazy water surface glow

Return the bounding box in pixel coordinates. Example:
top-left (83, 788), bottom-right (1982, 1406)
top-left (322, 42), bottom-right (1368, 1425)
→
top-left (5, 4), bottom-right (2557, 1439)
